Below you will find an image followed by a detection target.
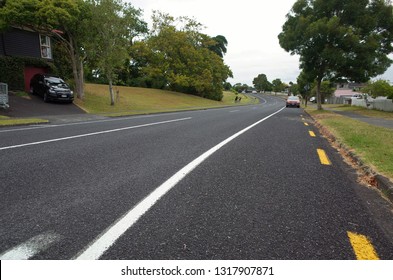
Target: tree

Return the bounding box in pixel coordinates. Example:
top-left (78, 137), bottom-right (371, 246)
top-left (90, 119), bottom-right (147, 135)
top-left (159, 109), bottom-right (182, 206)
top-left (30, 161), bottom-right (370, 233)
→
top-left (131, 12), bottom-right (232, 101)
top-left (278, 0), bottom-right (393, 110)
top-left (0, 0), bottom-right (91, 99)
top-left (361, 79), bottom-right (393, 98)
top-left (86, 0), bottom-right (147, 105)
top-left (233, 83), bottom-right (248, 93)
top-left (272, 78), bottom-right (285, 93)
top-left (209, 35), bottom-right (228, 58)
top-left (253, 74), bottom-right (272, 92)
top-left (311, 80), bottom-right (335, 103)
top-left (297, 70), bottom-right (314, 106)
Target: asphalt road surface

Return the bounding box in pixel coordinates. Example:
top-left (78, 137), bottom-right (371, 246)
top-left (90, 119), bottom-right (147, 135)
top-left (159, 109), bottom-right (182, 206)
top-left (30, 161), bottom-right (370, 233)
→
top-left (1, 95), bottom-right (393, 260)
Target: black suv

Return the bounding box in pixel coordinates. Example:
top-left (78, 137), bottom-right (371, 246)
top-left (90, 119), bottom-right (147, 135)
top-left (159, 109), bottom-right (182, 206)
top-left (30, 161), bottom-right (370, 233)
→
top-left (30, 74), bottom-right (74, 103)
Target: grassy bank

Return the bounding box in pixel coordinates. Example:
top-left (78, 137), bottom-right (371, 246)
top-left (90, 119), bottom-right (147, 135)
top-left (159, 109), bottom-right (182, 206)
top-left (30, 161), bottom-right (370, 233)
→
top-left (306, 108), bottom-right (393, 180)
top-left (0, 84), bottom-right (258, 127)
top-left (75, 84), bottom-right (258, 116)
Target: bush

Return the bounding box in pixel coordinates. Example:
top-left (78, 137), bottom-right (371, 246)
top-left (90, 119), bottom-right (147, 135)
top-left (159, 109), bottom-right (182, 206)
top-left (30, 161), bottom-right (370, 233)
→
top-left (362, 80), bottom-right (393, 98)
top-left (0, 56), bottom-right (56, 90)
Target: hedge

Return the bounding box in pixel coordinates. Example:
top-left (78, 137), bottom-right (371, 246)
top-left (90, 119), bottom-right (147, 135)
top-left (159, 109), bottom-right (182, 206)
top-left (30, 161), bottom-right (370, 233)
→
top-left (0, 56), bottom-right (57, 90)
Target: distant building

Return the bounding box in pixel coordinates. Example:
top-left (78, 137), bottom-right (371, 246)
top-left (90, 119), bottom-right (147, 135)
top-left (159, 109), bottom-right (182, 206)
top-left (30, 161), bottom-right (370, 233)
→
top-left (334, 83), bottom-right (365, 98)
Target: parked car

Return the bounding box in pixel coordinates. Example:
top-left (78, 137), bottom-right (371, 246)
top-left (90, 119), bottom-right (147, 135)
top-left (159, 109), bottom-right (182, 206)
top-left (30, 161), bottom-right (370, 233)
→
top-left (309, 96), bottom-right (316, 103)
top-left (286, 96), bottom-right (301, 108)
top-left (30, 74), bottom-right (74, 103)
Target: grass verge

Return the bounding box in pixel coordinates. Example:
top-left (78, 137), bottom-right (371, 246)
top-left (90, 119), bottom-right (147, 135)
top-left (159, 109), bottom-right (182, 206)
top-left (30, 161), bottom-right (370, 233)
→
top-left (0, 115), bottom-right (48, 126)
top-left (306, 108), bottom-right (393, 180)
top-left (75, 84), bottom-right (258, 116)
top-left (319, 104), bottom-right (393, 120)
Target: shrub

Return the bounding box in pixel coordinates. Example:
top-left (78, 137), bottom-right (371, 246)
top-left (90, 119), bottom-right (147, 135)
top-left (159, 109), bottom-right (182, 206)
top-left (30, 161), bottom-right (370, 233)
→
top-left (0, 56), bottom-right (57, 90)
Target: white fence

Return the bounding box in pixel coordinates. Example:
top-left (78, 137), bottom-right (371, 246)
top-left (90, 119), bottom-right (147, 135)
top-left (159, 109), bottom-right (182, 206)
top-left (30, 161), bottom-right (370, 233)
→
top-left (351, 97), bottom-right (393, 112)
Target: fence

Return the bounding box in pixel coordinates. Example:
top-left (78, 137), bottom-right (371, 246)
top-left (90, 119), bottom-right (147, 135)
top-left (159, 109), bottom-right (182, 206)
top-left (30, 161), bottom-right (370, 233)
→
top-left (351, 97), bottom-right (393, 112)
top-left (0, 82), bottom-right (9, 109)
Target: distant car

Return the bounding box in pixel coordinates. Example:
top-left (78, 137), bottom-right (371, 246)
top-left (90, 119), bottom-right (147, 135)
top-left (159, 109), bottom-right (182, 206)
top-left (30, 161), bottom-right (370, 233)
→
top-left (352, 93), bottom-right (363, 99)
top-left (309, 97), bottom-right (316, 103)
top-left (30, 74), bottom-right (74, 103)
top-left (286, 96), bottom-right (301, 108)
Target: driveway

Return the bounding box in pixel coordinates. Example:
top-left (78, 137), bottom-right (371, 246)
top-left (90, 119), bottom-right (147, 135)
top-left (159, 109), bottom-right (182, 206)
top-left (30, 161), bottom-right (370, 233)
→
top-left (0, 92), bottom-right (109, 124)
top-left (330, 110), bottom-right (393, 130)
top-left (1, 92), bottom-right (86, 118)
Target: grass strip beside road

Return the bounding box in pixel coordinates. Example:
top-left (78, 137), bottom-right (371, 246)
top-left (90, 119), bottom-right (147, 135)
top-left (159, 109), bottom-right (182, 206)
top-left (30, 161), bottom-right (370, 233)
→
top-left (321, 104), bottom-right (393, 120)
top-left (306, 108), bottom-right (393, 181)
top-left (0, 116), bottom-right (48, 127)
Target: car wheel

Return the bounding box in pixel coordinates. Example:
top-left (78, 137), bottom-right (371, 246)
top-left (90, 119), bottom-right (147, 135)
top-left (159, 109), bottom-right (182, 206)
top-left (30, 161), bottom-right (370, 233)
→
top-left (43, 92), bottom-right (49, 103)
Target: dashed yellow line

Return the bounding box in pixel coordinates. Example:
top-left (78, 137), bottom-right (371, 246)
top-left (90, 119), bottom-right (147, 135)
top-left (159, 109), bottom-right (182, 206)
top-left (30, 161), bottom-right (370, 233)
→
top-left (309, 130), bottom-right (316, 137)
top-left (347, 231), bottom-right (379, 260)
top-left (317, 149), bottom-right (331, 165)
top-left (304, 122), bottom-right (309, 126)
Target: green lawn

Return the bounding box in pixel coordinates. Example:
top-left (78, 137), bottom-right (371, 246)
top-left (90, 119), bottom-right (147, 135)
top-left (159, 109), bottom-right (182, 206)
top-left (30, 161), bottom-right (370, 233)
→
top-left (306, 108), bottom-right (393, 180)
top-left (336, 105), bottom-right (393, 120)
top-left (319, 104), bottom-right (393, 120)
top-left (75, 84), bottom-right (258, 116)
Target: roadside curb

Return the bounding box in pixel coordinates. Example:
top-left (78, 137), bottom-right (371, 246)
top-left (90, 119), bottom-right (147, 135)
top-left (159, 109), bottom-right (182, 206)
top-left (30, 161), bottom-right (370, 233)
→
top-left (304, 109), bottom-right (393, 203)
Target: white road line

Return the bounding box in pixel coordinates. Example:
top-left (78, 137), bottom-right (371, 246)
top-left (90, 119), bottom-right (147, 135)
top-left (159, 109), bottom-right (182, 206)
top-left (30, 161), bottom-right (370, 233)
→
top-left (75, 106), bottom-right (286, 260)
top-left (229, 110), bottom-right (240, 113)
top-left (0, 112), bottom-right (187, 134)
top-left (0, 117), bottom-right (191, 151)
top-left (0, 232), bottom-right (61, 260)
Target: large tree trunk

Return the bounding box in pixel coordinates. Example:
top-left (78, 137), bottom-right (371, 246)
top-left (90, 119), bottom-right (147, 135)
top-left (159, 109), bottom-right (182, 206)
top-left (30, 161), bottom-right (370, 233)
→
top-left (109, 79), bottom-right (115, 106)
top-left (76, 60), bottom-right (84, 100)
top-left (316, 79), bottom-right (322, 110)
top-left (68, 38), bottom-right (85, 100)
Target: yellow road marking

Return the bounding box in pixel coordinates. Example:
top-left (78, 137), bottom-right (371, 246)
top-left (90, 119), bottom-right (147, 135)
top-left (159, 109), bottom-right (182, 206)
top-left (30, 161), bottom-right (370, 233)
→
top-left (304, 122), bottom-right (309, 126)
top-left (347, 231), bottom-right (379, 260)
top-left (317, 149), bottom-right (331, 165)
top-left (309, 131), bottom-right (316, 137)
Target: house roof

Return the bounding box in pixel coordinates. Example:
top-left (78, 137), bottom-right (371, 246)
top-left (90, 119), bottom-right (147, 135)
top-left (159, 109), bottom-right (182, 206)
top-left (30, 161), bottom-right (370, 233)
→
top-left (334, 89), bottom-right (355, 97)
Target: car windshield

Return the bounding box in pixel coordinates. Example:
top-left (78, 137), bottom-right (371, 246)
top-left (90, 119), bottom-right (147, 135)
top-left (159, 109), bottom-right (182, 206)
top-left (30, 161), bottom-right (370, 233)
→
top-left (288, 96), bottom-right (299, 101)
top-left (45, 77), bottom-right (66, 86)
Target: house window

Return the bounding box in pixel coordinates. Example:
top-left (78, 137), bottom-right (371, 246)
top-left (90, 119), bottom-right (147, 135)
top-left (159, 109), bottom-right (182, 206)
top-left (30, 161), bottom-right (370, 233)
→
top-left (39, 35), bottom-right (52, 59)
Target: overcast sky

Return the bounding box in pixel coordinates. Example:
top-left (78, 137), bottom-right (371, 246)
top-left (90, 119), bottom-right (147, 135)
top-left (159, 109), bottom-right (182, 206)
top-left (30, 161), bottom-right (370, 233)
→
top-left (129, 0), bottom-right (393, 86)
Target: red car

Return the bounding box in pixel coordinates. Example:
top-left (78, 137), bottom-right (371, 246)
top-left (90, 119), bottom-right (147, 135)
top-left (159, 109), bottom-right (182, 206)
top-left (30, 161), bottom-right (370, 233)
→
top-left (286, 96), bottom-right (301, 108)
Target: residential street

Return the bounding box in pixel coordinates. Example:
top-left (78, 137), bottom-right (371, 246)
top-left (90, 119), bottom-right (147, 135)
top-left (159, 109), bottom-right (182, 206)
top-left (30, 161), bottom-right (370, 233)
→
top-left (1, 95), bottom-right (393, 260)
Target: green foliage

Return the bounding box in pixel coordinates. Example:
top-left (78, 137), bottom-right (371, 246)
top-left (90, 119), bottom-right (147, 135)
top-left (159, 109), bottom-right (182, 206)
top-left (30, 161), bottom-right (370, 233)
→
top-left (297, 70), bottom-right (313, 99)
top-left (232, 83), bottom-right (249, 93)
top-left (253, 74), bottom-right (272, 92)
top-left (311, 80), bottom-right (335, 103)
top-left (130, 14), bottom-right (232, 101)
top-left (361, 79), bottom-right (393, 98)
top-left (279, 0), bottom-right (393, 109)
top-left (272, 78), bottom-right (285, 92)
top-left (209, 35), bottom-right (228, 58)
top-left (0, 0), bottom-right (91, 99)
top-left (0, 56), bottom-right (56, 90)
